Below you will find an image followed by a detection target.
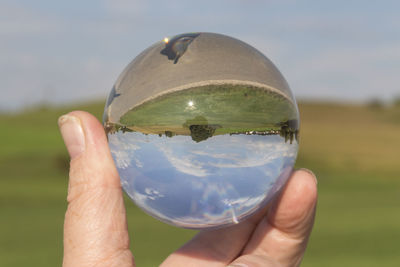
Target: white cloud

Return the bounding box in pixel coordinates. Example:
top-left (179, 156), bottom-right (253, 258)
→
top-left (128, 190), bottom-right (172, 222)
top-left (192, 136), bottom-right (297, 169)
top-left (155, 135), bottom-right (298, 176)
top-left (144, 187), bottom-right (164, 200)
top-left (169, 194), bottom-right (269, 227)
top-left (222, 194), bottom-right (266, 208)
top-left (108, 133), bottom-right (141, 169)
top-left (158, 146), bottom-right (209, 177)
top-left (190, 150), bottom-right (241, 160)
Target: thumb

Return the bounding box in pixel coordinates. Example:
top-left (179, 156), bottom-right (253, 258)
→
top-left (58, 111), bottom-right (134, 267)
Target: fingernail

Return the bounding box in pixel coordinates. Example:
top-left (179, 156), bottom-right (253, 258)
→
top-left (299, 168), bottom-right (318, 184)
top-left (58, 114), bottom-right (85, 159)
top-left (227, 264), bottom-right (248, 267)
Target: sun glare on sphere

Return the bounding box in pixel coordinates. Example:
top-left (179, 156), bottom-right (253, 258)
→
top-left (164, 37), bottom-right (169, 44)
top-left (188, 100), bottom-right (194, 107)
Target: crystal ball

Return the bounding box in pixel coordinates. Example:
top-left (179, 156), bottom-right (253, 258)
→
top-left (103, 32), bottom-right (299, 229)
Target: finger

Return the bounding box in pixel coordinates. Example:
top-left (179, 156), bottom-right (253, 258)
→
top-left (161, 200), bottom-right (270, 267)
top-left (227, 255), bottom-right (281, 267)
top-left (59, 111), bottom-right (134, 267)
top-left (230, 169), bottom-right (317, 267)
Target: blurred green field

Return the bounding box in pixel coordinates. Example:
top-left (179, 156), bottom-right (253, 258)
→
top-left (0, 101), bottom-right (399, 266)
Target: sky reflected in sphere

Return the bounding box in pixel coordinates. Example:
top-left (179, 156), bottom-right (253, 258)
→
top-left (104, 32), bottom-right (299, 229)
top-left (109, 132), bottom-right (297, 228)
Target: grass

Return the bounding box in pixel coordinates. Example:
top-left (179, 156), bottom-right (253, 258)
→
top-left (0, 101), bottom-right (399, 266)
top-left (118, 84), bottom-right (297, 134)
top-left (297, 102), bottom-right (400, 266)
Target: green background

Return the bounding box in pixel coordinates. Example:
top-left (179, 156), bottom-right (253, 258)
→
top-left (1, 101), bottom-right (399, 266)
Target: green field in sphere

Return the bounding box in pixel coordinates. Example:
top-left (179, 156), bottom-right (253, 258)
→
top-left (116, 84), bottom-right (298, 137)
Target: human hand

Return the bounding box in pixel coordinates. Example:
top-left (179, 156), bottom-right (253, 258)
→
top-left (59, 111), bottom-right (317, 267)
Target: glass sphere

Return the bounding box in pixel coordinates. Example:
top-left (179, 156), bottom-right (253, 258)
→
top-left (103, 32), bottom-right (299, 229)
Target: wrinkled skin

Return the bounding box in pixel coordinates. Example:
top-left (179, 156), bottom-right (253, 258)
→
top-left (59, 111), bottom-right (317, 267)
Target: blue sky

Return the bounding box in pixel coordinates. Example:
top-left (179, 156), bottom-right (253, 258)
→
top-left (108, 131), bottom-right (297, 226)
top-left (1, 0), bottom-right (399, 111)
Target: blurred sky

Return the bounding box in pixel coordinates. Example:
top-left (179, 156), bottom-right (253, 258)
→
top-left (1, 0), bottom-right (399, 111)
